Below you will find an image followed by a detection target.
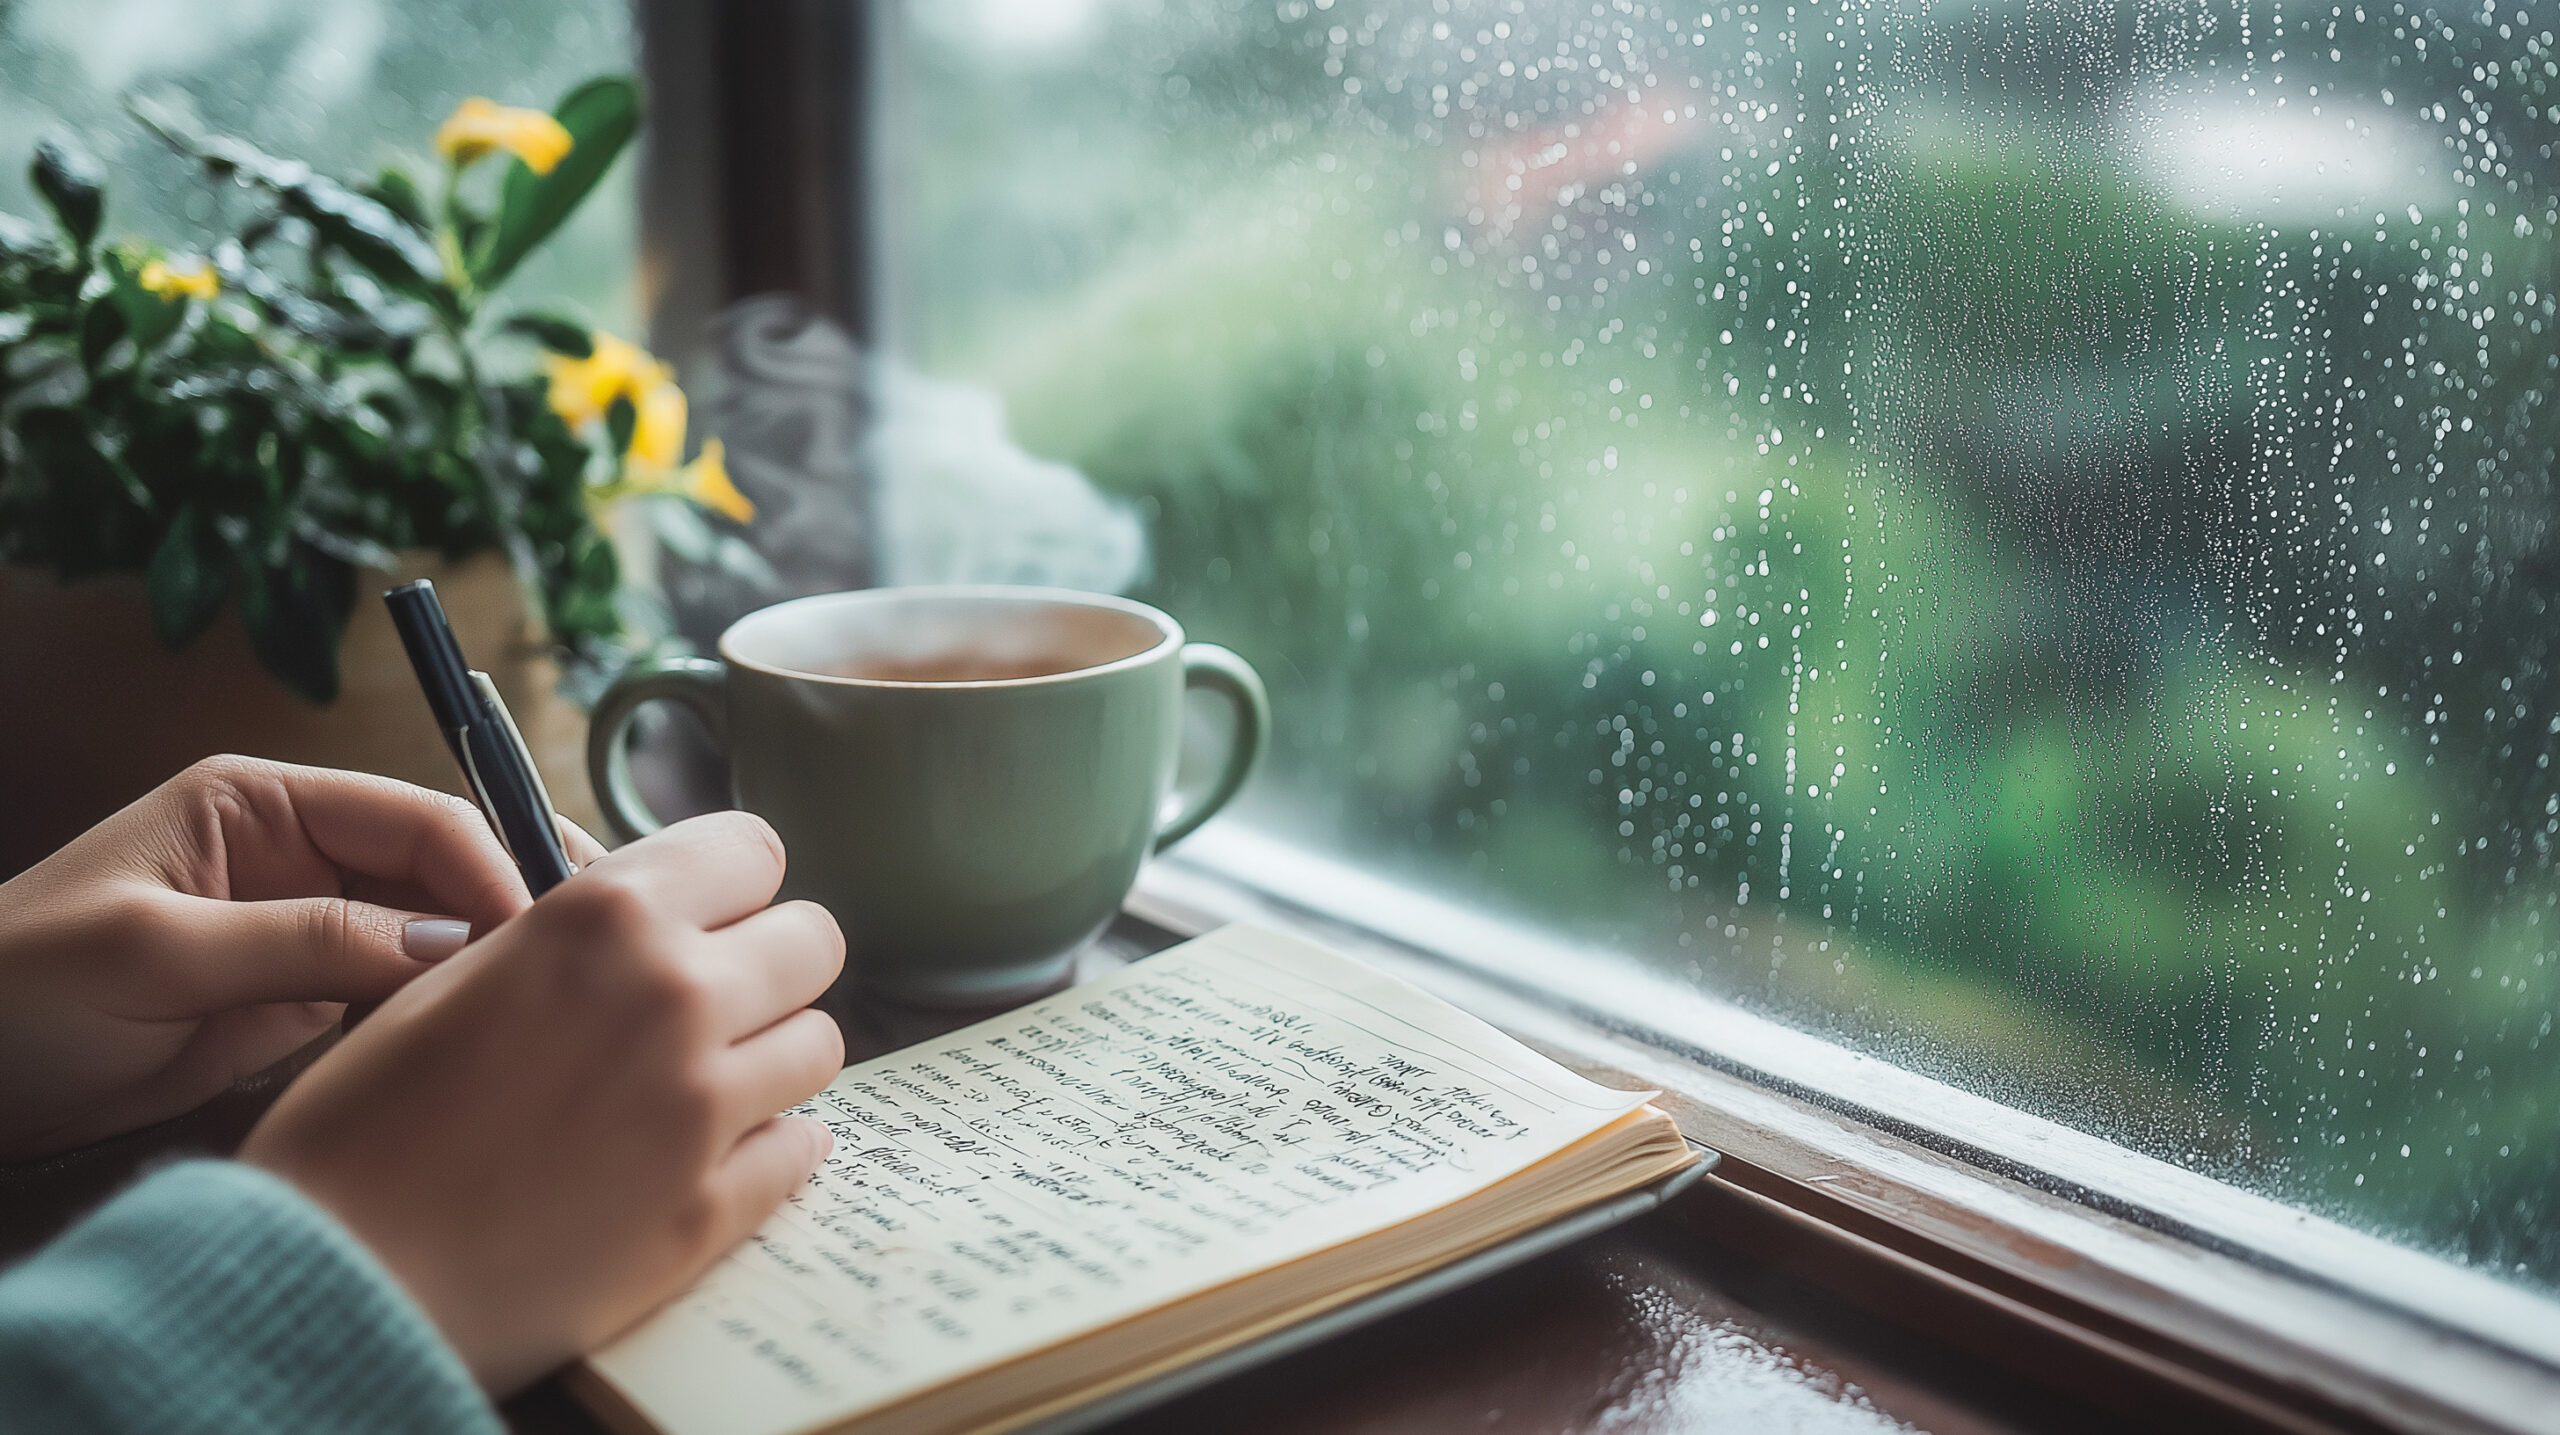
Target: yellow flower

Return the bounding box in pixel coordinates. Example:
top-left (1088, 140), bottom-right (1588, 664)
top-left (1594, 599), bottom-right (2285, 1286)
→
top-left (681, 439), bottom-right (755, 525)
top-left (630, 376), bottom-right (688, 473)
top-left (543, 329), bottom-right (750, 524)
top-left (137, 257), bottom-right (219, 302)
top-left (435, 97), bottom-right (574, 174)
top-left (542, 331), bottom-right (669, 431)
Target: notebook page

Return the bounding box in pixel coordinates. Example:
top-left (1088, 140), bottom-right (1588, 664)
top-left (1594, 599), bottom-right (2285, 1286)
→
top-left (588, 924), bottom-right (1656, 1435)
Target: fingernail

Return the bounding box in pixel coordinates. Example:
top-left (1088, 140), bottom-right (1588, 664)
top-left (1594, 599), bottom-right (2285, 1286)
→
top-left (403, 917), bottom-right (472, 963)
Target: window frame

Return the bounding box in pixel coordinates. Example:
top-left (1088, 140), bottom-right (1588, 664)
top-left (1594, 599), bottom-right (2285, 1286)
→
top-left (1133, 827), bottom-right (2560, 1434)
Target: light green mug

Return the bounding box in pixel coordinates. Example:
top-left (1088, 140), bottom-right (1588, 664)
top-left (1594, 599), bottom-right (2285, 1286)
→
top-left (586, 586), bottom-right (1267, 1007)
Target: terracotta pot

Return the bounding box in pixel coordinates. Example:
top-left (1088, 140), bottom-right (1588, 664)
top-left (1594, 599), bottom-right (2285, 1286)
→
top-left (0, 551), bottom-right (603, 879)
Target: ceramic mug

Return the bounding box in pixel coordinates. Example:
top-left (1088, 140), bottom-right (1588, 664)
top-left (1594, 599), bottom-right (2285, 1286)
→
top-left (585, 585), bottom-right (1267, 1006)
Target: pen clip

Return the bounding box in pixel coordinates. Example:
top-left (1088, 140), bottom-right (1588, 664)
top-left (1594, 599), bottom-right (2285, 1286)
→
top-left (449, 718), bottom-right (512, 860)
top-left (469, 671), bottom-right (572, 867)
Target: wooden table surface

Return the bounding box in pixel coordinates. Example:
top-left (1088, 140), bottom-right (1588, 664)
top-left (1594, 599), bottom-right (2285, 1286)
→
top-left (0, 923), bottom-right (2062, 1435)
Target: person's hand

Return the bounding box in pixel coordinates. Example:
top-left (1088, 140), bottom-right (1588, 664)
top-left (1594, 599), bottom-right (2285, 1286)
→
top-left (241, 810), bottom-right (846, 1395)
top-left (0, 755), bottom-right (563, 1160)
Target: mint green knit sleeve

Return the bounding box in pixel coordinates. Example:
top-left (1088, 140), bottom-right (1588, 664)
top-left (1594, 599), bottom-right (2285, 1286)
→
top-left (0, 1160), bottom-right (502, 1435)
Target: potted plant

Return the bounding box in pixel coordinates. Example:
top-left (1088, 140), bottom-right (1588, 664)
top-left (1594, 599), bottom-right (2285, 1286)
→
top-left (0, 77), bottom-right (751, 873)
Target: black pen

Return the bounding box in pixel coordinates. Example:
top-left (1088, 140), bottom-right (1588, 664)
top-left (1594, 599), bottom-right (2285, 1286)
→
top-left (384, 579), bottom-right (577, 896)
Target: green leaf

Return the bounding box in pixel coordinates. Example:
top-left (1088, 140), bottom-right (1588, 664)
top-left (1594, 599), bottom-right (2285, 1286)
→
top-left (241, 542), bottom-right (354, 703)
top-left (452, 207), bottom-right (490, 267)
top-left (10, 405), bottom-right (152, 571)
top-left (30, 132), bottom-right (104, 250)
top-left (127, 97), bottom-right (290, 185)
top-left (235, 206), bottom-right (285, 252)
top-left (125, 99), bottom-right (445, 302)
top-left (278, 176), bottom-right (445, 298)
top-left (605, 392), bottom-right (636, 454)
top-left (545, 526), bottom-right (622, 639)
top-left (4, 338), bottom-right (87, 411)
top-left (146, 505), bottom-right (230, 647)
top-left (711, 534), bottom-right (780, 587)
top-left (232, 262), bottom-right (395, 351)
top-left (471, 76), bottom-right (638, 292)
top-left (290, 514), bottom-right (399, 571)
top-left (361, 166), bottom-right (433, 231)
top-left (104, 249), bottom-right (186, 351)
top-left (0, 210), bottom-right (53, 260)
top-left (77, 297), bottom-right (128, 372)
top-left (498, 310), bottom-right (593, 356)
top-left (650, 493), bottom-right (718, 563)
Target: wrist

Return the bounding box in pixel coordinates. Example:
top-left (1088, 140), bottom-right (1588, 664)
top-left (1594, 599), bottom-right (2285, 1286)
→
top-left (244, 1114), bottom-right (547, 1393)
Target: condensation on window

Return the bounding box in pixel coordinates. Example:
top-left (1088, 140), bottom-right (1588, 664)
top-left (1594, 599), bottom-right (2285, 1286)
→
top-left (898, 0), bottom-right (2560, 1294)
top-left (0, 0), bottom-right (639, 332)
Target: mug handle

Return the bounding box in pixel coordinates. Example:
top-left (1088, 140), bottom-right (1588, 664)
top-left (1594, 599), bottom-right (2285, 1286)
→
top-left (1155, 644), bottom-right (1270, 853)
top-left (586, 657), bottom-right (728, 844)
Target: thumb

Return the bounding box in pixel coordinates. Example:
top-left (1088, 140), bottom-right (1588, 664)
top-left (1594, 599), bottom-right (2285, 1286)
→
top-left (147, 890), bottom-right (472, 1013)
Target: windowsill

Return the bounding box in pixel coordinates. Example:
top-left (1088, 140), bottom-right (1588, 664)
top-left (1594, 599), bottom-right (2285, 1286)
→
top-left (1136, 823), bottom-right (2560, 1435)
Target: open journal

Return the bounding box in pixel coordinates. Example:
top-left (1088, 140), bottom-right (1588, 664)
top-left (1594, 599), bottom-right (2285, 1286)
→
top-left (571, 924), bottom-right (1698, 1435)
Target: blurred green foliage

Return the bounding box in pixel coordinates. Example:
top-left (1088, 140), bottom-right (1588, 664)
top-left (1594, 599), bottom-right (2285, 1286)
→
top-left (908, 1), bottom-right (2560, 1290)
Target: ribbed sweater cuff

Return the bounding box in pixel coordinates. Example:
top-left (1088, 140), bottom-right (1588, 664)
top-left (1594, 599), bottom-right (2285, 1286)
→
top-left (0, 1159), bottom-right (501, 1435)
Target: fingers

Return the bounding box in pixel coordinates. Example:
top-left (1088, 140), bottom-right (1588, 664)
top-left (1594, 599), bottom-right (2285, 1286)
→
top-left (559, 817), bottom-right (610, 866)
top-left (708, 1114), bottom-right (833, 1246)
top-left (570, 811), bottom-right (786, 931)
top-left (151, 891), bottom-right (445, 1012)
top-left (162, 758), bottom-right (527, 930)
top-left (715, 1009), bottom-right (845, 1133)
top-left (693, 901), bottom-right (844, 1040)
top-left (33, 1003), bottom-right (346, 1154)
top-left (276, 768), bottom-right (527, 927)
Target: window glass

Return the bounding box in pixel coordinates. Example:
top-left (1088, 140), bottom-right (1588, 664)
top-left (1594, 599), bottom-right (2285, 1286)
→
top-left (896, 0), bottom-right (2559, 1291)
top-left (0, 0), bottom-right (638, 332)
